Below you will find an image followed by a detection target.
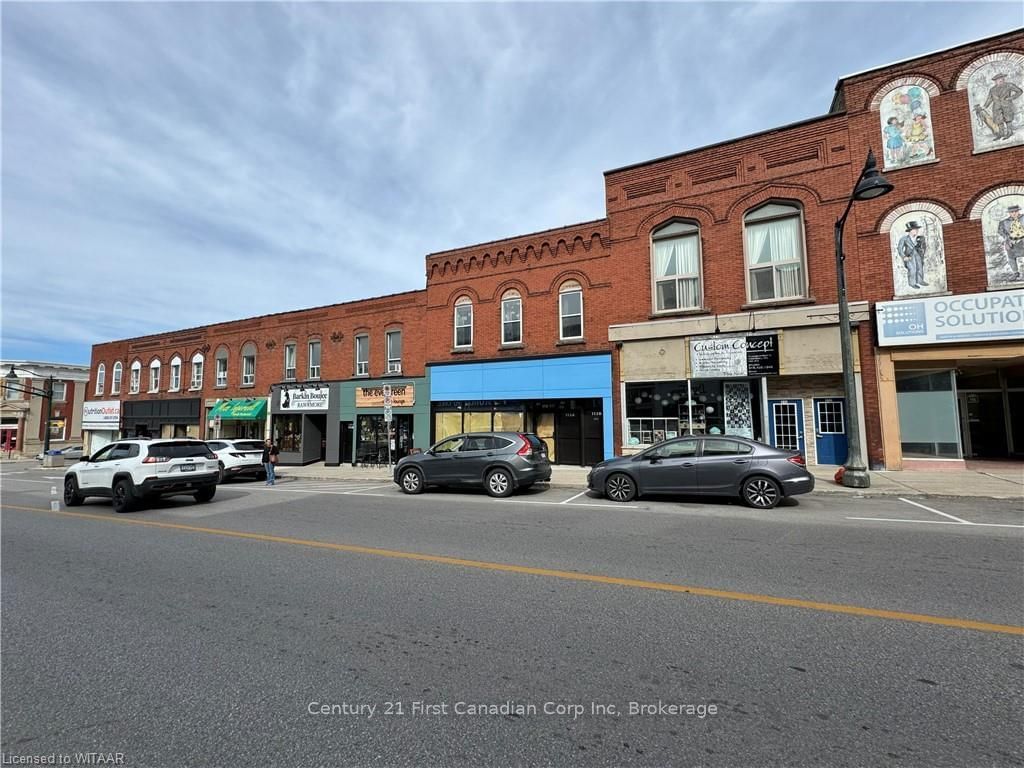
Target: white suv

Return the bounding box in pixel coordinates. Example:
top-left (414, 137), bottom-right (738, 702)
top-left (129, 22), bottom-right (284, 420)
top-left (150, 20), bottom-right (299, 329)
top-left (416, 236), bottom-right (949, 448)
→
top-left (205, 439), bottom-right (266, 483)
top-left (63, 439), bottom-right (219, 513)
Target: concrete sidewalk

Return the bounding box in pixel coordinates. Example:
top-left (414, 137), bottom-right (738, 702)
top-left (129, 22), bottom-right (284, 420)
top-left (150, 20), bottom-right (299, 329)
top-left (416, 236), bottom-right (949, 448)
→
top-left (273, 460), bottom-right (1023, 500)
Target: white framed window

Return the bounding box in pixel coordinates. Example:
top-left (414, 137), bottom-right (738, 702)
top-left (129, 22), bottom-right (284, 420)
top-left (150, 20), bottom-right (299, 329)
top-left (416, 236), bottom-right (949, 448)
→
top-left (112, 362), bottom-right (123, 395)
top-left (454, 297), bottom-right (473, 348)
top-left (284, 343), bottom-right (296, 380)
top-left (148, 360), bottom-right (161, 392)
top-left (215, 348), bottom-right (228, 388)
top-left (241, 343), bottom-right (256, 386)
top-left (386, 330), bottom-right (402, 373)
top-left (50, 380), bottom-right (67, 402)
top-left (190, 353), bottom-right (204, 390)
top-left (95, 364), bottom-right (106, 395)
top-left (743, 202), bottom-right (807, 302)
top-left (355, 335), bottom-right (369, 376)
top-left (558, 281), bottom-right (583, 340)
top-left (501, 290), bottom-right (522, 344)
top-left (308, 340), bottom-right (321, 379)
top-left (169, 356), bottom-right (182, 391)
top-left (129, 361), bottom-right (141, 394)
top-left (652, 221), bottom-right (702, 313)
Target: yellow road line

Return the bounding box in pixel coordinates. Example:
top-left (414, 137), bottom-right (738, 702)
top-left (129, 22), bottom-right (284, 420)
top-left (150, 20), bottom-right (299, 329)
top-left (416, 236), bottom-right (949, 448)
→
top-left (5, 503), bottom-right (1023, 636)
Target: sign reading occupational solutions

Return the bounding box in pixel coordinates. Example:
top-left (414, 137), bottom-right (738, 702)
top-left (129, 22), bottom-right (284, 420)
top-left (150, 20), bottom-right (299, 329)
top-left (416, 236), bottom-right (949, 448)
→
top-left (279, 385), bottom-right (330, 411)
top-left (876, 289), bottom-right (1024, 347)
top-left (356, 383), bottom-right (415, 408)
top-left (689, 334), bottom-right (780, 378)
top-left (82, 400), bottom-right (121, 431)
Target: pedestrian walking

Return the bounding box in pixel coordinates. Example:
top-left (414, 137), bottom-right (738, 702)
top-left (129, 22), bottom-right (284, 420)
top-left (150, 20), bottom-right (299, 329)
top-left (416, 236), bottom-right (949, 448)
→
top-left (262, 438), bottom-right (279, 486)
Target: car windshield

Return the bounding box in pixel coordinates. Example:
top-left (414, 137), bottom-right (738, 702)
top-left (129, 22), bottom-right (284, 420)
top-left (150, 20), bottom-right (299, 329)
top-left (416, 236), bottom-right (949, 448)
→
top-left (146, 441), bottom-right (210, 459)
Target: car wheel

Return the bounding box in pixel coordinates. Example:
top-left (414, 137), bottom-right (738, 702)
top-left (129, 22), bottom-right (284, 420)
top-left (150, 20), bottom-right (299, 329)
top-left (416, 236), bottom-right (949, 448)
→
top-left (485, 468), bottom-right (514, 498)
top-left (399, 467), bottom-right (424, 495)
top-left (217, 462), bottom-right (225, 484)
top-left (111, 479), bottom-right (135, 513)
top-left (742, 476), bottom-right (781, 509)
top-left (63, 476), bottom-right (84, 507)
top-left (605, 473), bottom-right (637, 503)
top-left (194, 485), bottom-right (216, 503)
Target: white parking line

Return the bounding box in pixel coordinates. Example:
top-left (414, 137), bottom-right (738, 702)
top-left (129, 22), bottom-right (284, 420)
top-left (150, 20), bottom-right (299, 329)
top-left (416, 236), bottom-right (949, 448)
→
top-left (846, 517), bottom-right (1024, 529)
top-left (898, 497), bottom-right (974, 525)
top-left (496, 498), bottom-right (639, 510)
top-left (344, 484), bottom-right (395, 494)
top-left (561, 490), bottom-right (588, 504)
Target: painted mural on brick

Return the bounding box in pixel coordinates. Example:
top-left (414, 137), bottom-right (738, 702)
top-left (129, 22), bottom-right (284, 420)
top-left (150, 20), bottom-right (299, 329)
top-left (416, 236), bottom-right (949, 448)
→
top-left (879, 85), bottom-right (936, 169)
top-left (889, 211), bottom-right (947, 297)
top-left (966, 54), bottom-right (1024, 152)
top-left (982, 194), bottom-right (1024, 286)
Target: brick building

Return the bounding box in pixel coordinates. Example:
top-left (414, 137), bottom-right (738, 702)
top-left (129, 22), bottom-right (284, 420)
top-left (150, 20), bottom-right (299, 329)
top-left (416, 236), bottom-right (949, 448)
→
top-left (85, 30), bottom-right (1023, 469)
top-left (1, 360), bottom-right (90, 458)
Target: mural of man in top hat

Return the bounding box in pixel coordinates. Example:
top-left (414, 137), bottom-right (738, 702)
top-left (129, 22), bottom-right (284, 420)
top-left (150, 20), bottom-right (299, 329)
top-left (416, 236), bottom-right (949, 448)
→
top-left (998, 204), bottom-right (1024, 282)
top-left (978, 72), bottom-right (1023, 140)
top-left (897, 220), bottom-right (928, 289)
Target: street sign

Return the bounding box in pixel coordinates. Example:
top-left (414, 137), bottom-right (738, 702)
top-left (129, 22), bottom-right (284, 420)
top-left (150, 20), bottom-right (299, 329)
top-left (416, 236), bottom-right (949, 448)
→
top-left (383, 383), bottom-right (393, 407)
top-left (383, 405), bottom-right (393, 422)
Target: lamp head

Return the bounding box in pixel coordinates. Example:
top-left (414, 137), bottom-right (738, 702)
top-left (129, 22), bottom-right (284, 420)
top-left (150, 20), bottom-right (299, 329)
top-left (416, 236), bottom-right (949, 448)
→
top-left (5, 366), bottom-right (18, 381)
top-left (853, 149), bottom-right (894, 201)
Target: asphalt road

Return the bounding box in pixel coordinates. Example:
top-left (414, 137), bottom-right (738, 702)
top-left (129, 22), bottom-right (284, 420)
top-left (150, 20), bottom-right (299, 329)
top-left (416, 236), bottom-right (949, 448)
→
top-left (2, 463), bottom-right (1022, 767)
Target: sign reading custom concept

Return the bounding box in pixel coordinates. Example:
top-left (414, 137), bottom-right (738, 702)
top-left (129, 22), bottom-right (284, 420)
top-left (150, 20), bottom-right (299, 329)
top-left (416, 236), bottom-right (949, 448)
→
top-left (689, 334), bottom-right (780, 378)
top-left (356, 383), bottom-right (415, 408)
top-left (280, 386), bottom-right (330, 411)
top-left (876, 289), bottom-right (1024, 347)
top-left (82, 400), bottom-right (121, 431)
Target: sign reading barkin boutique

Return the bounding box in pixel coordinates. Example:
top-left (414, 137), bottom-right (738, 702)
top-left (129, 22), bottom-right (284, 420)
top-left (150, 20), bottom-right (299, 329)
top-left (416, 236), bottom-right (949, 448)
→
top-left (689, 333), bottom-right (780, 378)
top-left (280, 386), bottom-right (330, 411)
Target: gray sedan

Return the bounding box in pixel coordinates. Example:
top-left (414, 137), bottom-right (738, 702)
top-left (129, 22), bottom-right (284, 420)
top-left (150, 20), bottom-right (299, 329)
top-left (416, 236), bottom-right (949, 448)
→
top-left (587, 435), bottom-right (814, 508)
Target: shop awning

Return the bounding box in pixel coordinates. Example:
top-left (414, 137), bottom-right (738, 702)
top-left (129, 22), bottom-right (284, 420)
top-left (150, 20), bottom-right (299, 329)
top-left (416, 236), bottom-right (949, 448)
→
top-left (208, 398), bottom-right (267, 421)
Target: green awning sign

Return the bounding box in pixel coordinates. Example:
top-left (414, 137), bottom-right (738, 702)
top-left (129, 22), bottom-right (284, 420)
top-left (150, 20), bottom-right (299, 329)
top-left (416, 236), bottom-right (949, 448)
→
top-left (208, 398), bottom-right (267, 421)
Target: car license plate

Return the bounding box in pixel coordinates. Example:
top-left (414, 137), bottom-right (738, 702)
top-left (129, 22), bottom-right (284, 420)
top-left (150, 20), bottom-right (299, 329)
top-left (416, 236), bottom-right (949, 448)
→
top-left (180, 464), bottom-right (196, 472)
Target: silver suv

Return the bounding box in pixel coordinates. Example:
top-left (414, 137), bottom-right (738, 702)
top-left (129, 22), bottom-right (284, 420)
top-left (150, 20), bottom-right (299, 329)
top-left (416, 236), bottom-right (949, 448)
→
top-left (63, 439), bottom-right (219, 513)
top-left (394, 432), bottom-right (551, 497)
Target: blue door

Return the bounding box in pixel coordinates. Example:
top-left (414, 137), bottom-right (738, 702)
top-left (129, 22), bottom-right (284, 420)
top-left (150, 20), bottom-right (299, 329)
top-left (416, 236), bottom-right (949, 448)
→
top-left (814, 398), bottom-right (848, 465)
top-left (768, 399), bottom-right (805, 457)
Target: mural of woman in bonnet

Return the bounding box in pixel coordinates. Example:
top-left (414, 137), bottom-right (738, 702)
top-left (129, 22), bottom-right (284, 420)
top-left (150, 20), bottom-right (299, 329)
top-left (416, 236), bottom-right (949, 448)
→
top-left (878, 82), bottom-right (936, 169)
top-left (884, 116), bottom-right (905, 165)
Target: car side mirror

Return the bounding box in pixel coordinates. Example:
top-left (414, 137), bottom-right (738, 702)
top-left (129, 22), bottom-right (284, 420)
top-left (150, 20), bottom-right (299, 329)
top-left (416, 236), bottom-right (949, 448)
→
top-left (80, 455), bottom-right (90, 463)
top-left (648, 457), bottom-right (661, 464)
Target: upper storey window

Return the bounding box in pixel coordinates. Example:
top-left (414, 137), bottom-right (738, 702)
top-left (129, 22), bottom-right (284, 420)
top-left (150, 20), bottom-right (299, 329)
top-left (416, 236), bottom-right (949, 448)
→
top-left (558, 281), bottom-right (583, 340)
top-left (501, 290), bottom-right (522, 344)
top-left (743, 203), bottom-right (807, 303)
top-left (454, 297), bottom-right (473, 348)
top-left (652, 220), bottom-right (702, 313)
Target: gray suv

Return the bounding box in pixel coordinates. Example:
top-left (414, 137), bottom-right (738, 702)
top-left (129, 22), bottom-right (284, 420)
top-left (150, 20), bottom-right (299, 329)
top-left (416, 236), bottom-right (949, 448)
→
top-left (394, 432), bottom-right (552, 497)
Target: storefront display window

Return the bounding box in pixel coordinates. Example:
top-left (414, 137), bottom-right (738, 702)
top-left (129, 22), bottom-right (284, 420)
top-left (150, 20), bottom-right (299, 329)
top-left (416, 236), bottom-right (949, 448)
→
top-left (896, 370), bottom-right (960, 458)
top-left (626, 380), bottom-right (761, 446)
top-left (275, 415), bottom-right (303, 452)
top-left (357, 414), bottom-right (413, 463)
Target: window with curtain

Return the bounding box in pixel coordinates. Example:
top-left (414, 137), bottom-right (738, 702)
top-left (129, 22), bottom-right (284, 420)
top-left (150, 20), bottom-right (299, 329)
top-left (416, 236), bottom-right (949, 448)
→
top-left (169, 356), bottom-right (182, 391)
top-left (387, 330), bottom-right (402, 372)
top-left (652, 221), bottom-right (702, 312)
top-left (559, 281), bottom-right (583, 340)
top-left (284, 343), bottom-right (296, 380)
top-left (95, 364), bottom-right (106, 395)
top-left (501, 290), bottom-right (522, 344)
top-left (241, 343), bottom-right (256, 386)
top-left (215, 348), bottom-right (228, 387)
top-left (130, 361), bottom-right (141, 393)
top-left (355, 335), bottom-right (369, 375)
top-left (454, 297), bottom-right (473, 348)
top-left (190, 354), bottom-right (204, 389)
top-left (112, 362), bottom-right (123, 394)
top-left (148, 360), bottom-right (161, 392)
top-left (308, 340), bottom-right (321, 379)
top-left (744, 203), bottom-right (806, 302)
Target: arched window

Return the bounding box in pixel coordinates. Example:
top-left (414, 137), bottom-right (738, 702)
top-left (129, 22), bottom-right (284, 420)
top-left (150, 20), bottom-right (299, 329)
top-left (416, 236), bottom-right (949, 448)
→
top-left (743, 202), bottom-right (807, 302)
top-left (129, 360), bottom-right (142, 394)
top-left (190, 352), bottom-right (204, 390)
top-left (308, 339), bottom-right (321, 379)
top-left (148, 359), bottom-right (161, 392)
top-left (215, 347), bottom-right (229, 388)
top-left (241, 342), bottom-right (257, 386)
top-left (558, 281), bottom-right (583, 340)
top-left (112, 362), bottom-right (123, 395)
top-left (95, 363), bottom-right (106, 395)
top-left (354, 334), bottom-right (369, 376)
top-left (169, 355), bottom-right (182, 391)
top-left (501, 290), bottom-right (522, 344)
top-left (652, 220), bottom-right (702, 313)
top-left (454, 296), bottom-right (473, 348)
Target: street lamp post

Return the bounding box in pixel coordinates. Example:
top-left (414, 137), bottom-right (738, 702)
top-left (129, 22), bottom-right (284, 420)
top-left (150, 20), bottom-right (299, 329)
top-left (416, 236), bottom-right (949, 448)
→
top-left (5, 365), bottom-right (55, 457)
top-left (834, 149), bottom-right (894, 488)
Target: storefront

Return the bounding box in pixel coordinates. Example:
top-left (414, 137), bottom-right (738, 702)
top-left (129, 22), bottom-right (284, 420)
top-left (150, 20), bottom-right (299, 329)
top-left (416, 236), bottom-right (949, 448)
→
top-left (82, 400), bottom-right (121, 454)
top-left (428, 354), bottom-right (613, 465)
top-left (206, 397), bottom-right (268, 440)
top-left (875, 289), bottom-right (1024, 468)
top-left (611, 303), bottom-right (868, 465)
top-left (121, 398), bottom-right (201, 439)
top-left (337, 378), bottom-right (430, 466)
top-left (269, 384), bottom-right (334, 465)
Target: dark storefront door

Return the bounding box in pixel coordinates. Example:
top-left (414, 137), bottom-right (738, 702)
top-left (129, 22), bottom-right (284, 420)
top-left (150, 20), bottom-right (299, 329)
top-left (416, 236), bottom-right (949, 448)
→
top-left (582, 409), bottom-right (603, 465)
top-left (341, 422), bottom-right (354, 464)
top-left (958, 392), bottom-right (1008, 458)
top-left (555, 410), bottom-right (582, 466)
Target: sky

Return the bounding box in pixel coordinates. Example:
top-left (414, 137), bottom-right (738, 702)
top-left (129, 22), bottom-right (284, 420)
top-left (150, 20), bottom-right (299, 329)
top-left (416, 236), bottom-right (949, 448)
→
top-left (1, 2), bottom-right (1016, 365)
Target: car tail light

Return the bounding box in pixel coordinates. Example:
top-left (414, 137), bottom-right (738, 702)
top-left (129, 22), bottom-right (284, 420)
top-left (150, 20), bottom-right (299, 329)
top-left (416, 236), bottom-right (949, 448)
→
top-left (206, 452), bottom-right (217, 460)
top-left (787, 454), bottom-right (806, 466)
top-left (516, 434), bottom-right (533, 457)
top-left (142, 455), bottom-right (170, 464)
